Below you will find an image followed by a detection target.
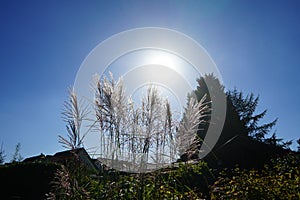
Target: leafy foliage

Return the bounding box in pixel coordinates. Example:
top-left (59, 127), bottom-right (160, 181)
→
top-left (47, 160), bottom-right (213, 199)
top-left (48, 153), bottom-right (300, 199)
top-left (211, 153), bottom-right (300, 199)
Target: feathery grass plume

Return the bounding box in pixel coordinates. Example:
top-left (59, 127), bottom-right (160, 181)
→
top-left (176, 94), bottom-right (209, 157)
top-left (93, 72), bottom-right (210, 171)
top-left (139, 86), bottom-right (166, 168)
top-left (59, 88), bottom-right (89, 150)
top-left (94, 72), bottom-right (182, 172)
top-left (45, 165), bottom-right (90, 200)
top-left (94, 72), bottom-right (129, 167)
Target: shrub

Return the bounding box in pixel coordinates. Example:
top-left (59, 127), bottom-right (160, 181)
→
top-left (210, 153), bottom-right (300, 199)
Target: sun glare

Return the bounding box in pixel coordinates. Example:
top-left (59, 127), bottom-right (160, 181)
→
top-left (105, 49), bottom-right (199, 88)
top-left (104, 49), bottom-right (201, 116)
top-left (142, 50), bottom-right (177, 68)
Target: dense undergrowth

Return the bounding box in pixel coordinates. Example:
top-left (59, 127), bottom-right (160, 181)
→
top-left (0, 152), bottom-right (299, 199)
top-left (45, 152), bottom-right (299, 199)
top-left (211, 153), bottom-right (300, 200)
top-left (46, 160), bottom-right (213, 199)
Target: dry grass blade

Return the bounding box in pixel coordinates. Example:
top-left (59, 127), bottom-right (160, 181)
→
top-left (59, 88), bottom-right (90, 150)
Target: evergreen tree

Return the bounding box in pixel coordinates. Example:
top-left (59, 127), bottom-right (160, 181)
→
top-left (183, 75), bottom-right (290, 168)
top-left (194, 74), bottom-right (225, 141)
top-left (192, 75), bottom-right (278, 145)
top-left (264, 133), bottom-right (283, 146)
top-left (227, 88), bottom-right (277, 141)
top-left (0, 143), bottom-right (5, 164)
top-left (11, 142), bottom-right (23, 162)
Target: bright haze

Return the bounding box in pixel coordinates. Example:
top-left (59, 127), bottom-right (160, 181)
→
top-left (0, 1), bottom-right (299, 160)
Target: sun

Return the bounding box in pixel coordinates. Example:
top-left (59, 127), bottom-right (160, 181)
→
top-left (115, 49), bottom-right (196, 117)
top-left (103, 48), bottom-right (200, 113)
top-left (142, 50), bottom-right (177, 67)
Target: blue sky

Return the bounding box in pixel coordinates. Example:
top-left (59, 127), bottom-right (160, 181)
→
top-left (0, 1), bottom-right (299, 160)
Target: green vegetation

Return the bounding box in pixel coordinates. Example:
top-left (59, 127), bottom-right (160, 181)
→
top-left (47, 160), bottom-right (214, 199)
top-left (43, 74), bottom-right (299, 199)
top-left (2, 74), bottom-right (300, 199)
top-left (44, 152), bottom-right (300, 199)
top-left (3, 152), bottom-right (299, 199)
top-left (46, 156), bottom-right (91, 200)
top-left (211, 153), bottom-right (300, 199)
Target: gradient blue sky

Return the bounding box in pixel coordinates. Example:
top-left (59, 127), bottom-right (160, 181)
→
top-left (1, 1), bottom-right (299, 161)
